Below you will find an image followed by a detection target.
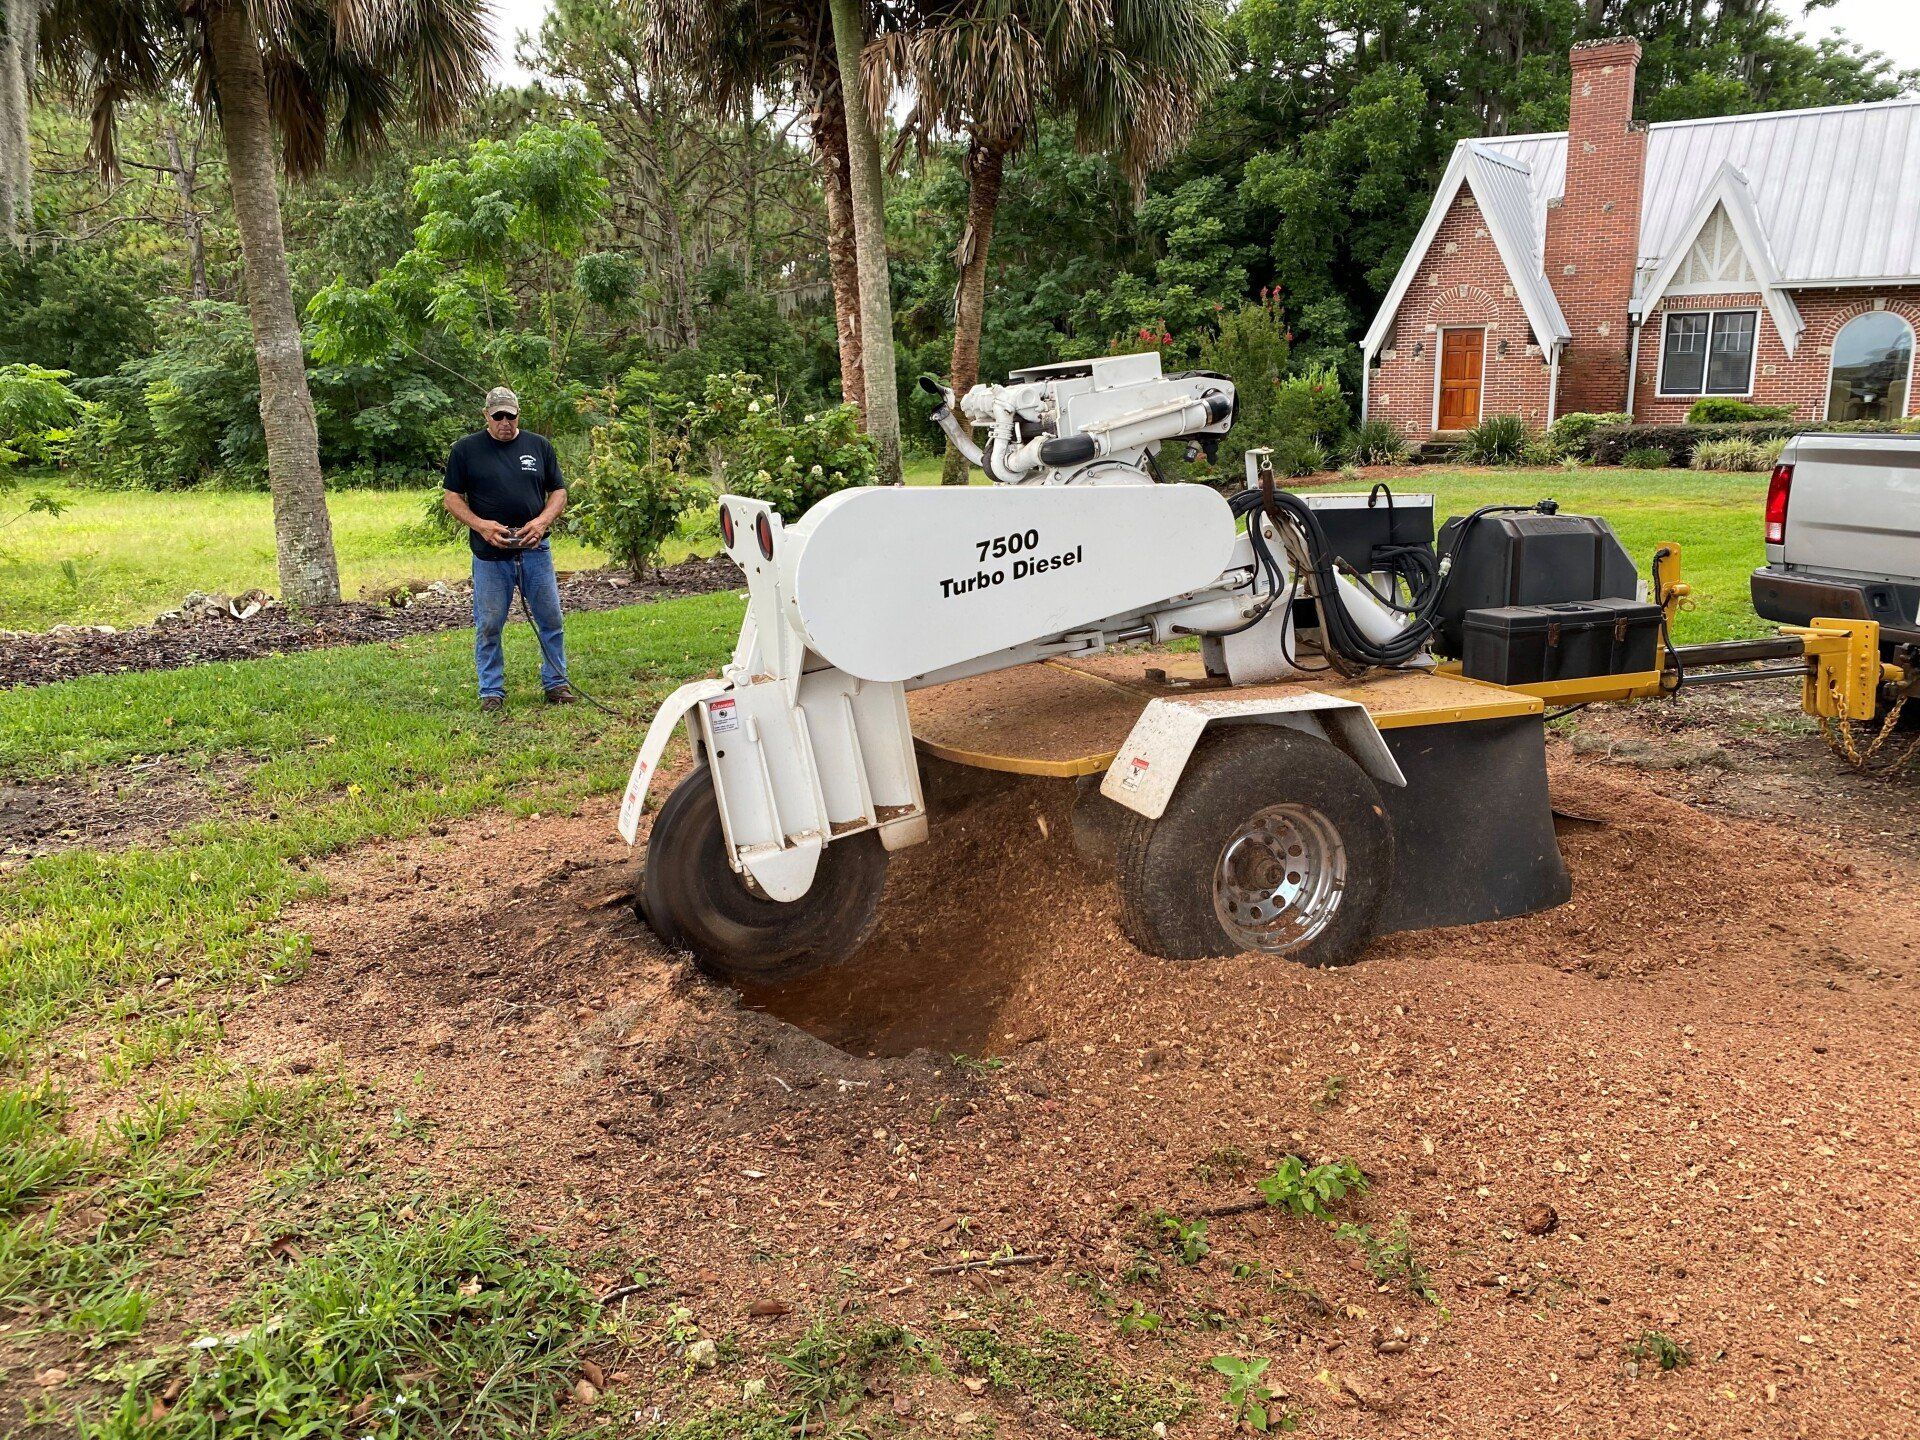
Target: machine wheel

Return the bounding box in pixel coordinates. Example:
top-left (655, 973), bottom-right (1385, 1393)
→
top-left (1115, 727), bottom-right (1394, 965)
top-left (638, 766), bottom-right (889, 983)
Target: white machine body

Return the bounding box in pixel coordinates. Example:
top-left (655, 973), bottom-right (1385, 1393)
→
top-left (619, 355), bottom-right (1424, 906)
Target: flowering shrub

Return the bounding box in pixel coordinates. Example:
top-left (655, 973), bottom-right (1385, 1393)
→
top-left (696, 372), bottom-right (877, 522)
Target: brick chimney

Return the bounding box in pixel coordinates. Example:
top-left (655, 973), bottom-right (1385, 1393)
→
top-left (1545, 37), bottom-right (1646, 414)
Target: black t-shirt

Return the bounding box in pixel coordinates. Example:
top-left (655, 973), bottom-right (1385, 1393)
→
top-left (443, 429), bottom-right (565, 560)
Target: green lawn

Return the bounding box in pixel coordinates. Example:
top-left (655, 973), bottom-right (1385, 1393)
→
top-left (1, 458), bottom-right (949, 631)
top-left (3, 463), bottom-right (1758, 638)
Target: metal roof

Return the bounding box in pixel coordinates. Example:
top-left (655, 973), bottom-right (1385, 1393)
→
top-left (1360, 142), bottom-right (1571, 356)
top-left (1478, 97), bottom-right (1920, 286)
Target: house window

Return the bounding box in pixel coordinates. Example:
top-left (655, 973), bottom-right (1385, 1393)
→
top-left (1826, 311), bottom-right (1914, 422)
top-left (1658, 310), bottom-right (1757, 397)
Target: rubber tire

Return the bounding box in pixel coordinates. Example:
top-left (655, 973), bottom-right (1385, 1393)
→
top-left (1114, 726), bottom-right (1394, 965)
top-left (638, 766), bottom-right (889, 983)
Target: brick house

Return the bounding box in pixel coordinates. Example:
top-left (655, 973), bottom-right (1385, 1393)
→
top-left (1360, 37), bottom-right (1920, 442)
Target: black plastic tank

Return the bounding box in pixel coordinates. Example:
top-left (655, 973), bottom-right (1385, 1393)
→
top-left (1434, 511), bottom-right (1639, 656)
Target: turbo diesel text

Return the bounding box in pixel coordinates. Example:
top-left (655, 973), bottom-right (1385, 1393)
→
top-left (940, 529), bottom-right (1084, 598)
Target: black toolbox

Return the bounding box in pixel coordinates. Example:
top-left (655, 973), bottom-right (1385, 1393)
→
top-left (1460, 598), bottom-right (1663, 686)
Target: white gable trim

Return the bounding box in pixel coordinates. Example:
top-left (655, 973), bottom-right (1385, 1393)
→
top-left (1633, 162), bottom-right (1805, 357)
top-left (1361, 143), bottom-right (1570, 360)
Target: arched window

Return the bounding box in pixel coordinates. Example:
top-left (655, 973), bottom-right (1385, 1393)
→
top-left (1827, 312), bottom-right (1914, 422)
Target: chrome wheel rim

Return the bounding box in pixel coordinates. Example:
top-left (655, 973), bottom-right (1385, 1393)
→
top-left (1211, 803), bottom-right (1347, 953)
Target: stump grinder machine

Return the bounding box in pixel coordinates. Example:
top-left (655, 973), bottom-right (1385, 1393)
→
top-left (617, 352), bottom-right (1910, 981)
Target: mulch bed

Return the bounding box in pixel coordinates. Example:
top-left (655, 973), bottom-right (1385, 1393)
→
top-left (0, 558), bottom-right (741, 691)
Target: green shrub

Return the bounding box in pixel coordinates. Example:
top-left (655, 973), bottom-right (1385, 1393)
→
top-left (1755, 436), bottom-right (1790, 471)
top-left (572, 411), bottom-right (706, 577)
top-left (1459, 413), bottom-right (1530, 465)
top-left (1346, 417), bottom-right (1410, 466)
top-left (1587, 419), bottom-right (1807, 466)
top-left (1544, 410), bottom-right (1630, 459)
top-left (0, 363), bottom-right (89, 468)
top-left (1689, 436), bottom-right (1768, 471)
top-left (1197, 293), bottom-right (1291, 469)
top-left (1271, 433), bottom-right (1327, 478)
top-left (705, 374), bottom-right (877, 521)
top-left (1620, 445), bottom-right (1672, 469)
top-left (1271, 361), bottom-right (1349, 446)
top-left (1685, 397), bottom-right (1794, 424)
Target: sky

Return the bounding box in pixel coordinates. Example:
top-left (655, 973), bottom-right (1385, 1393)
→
top-left (483, 0), bottom-right (1920, 86)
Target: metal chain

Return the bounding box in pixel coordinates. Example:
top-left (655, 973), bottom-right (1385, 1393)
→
top-left (1817, 676), bottom-right (1920, 776)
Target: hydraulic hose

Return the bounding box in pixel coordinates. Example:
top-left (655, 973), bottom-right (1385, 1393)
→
top-left (1225, 474), bottom-right (1555, 670)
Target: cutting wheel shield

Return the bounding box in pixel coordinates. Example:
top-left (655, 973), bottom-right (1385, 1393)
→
top-left (1115, 726), bottom-right (1392, 964)
top-left (638, 766), bottom-right (889, 982)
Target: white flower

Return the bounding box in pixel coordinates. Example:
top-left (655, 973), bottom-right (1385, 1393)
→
top-left (747, 401), bottom-right (761, 414)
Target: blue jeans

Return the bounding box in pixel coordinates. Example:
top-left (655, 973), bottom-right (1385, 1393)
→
top-left (472, 544), bottom-right (568, 698)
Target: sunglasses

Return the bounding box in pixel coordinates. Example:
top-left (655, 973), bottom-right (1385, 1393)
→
top-left (489, 411), bottom-right (516, 421)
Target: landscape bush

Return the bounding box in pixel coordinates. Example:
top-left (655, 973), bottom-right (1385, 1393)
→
top-left (1620, 445), bottom-right (1673, 469)
top-left (1685, 397), bottom-right (1794, 424)
top-left (1544, 410), bottom-right (1631, 459)
top-left (1459, 413), bottom-right (1531, 465)
top-left (703, 374), bottom-right (878, 521)
top-left (1271, 361), bottom-right (1349, 447)
top-left (571, 413), bottom-right (707, 577)
top-left (1346, 417), bottom-right (1411, 465)
top-left (1270, 433), bottom-right (1327, 477)
top-left (1587, 417), bottom-right (1916, 466)
top-left (1689, 436), bottom-right (1770, 471)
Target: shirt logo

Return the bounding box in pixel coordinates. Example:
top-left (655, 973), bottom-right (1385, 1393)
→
top-left (519, 454), bottom-right (538, 472)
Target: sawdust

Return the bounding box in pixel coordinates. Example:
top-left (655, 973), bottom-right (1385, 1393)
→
top-left (212, 689), bottom-right (1920, 1437)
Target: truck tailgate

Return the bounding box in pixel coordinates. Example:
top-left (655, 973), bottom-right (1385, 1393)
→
top-left (1779, 434), bottom-right (1920, 579)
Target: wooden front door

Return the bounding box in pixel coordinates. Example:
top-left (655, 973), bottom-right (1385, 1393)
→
top-left (1437, 328), bottom-right (1484, 432)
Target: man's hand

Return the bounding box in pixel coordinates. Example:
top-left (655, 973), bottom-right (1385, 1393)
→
top-left (517, 516), bottom-right (551, 546)
top-left (472, 518), bottom-right (516, 549)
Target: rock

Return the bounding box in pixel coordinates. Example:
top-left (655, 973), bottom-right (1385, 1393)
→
top-left (35, 1368), bottom-right (70, 1387)
top-left (571, 1379), bottom-right (599, 1405)
top-left (687, 1338), bottom-right (718, 1369)
top-left (1573, 1336), bottom-right (1601, 1362)
top-left (1523, 1202), bottom-right (1560, 1236)
top-left (748, 1297), bottom-right (791, 1319)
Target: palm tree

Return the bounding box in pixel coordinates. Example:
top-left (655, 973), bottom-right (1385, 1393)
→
top-left (873, 0), bottom-right (1225, 482)
top-left (827, 0), bottom-right (902, 482)
top-left (39, 0), bottom-right (489, 607)
top-left (646, 0), bottom-right (868, 420)
top-left (648, 0), bottom-right (903, 483)
top-left (0, 0), bottom-right (39, 249)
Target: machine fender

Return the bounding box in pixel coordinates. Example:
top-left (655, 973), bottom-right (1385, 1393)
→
top-left (1099, 693), bottom-right (1406, 820)
top-left (618, 678), bottom-right (731, 844)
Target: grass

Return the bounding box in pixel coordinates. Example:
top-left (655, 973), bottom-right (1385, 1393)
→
top-left (1393, 467), bottom-right (1771, 644)
top-left (0, 591), bottom-right (745, 1063)
top-left (92, 1199), bottom-right (599, 1440)
top-left (4, 462), bottom-right (1756, 639)
top-left (2, 454), bottom-right (946, 631)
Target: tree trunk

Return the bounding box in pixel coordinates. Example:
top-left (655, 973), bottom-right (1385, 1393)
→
top-left (0, 0), bottom-right (35, 251)
top-left (164, 120), bottom-right (210, 300)
top-left (942, 140), bottom-right (1006, 485)
top-left (825, 0), bottom-right (903, 484)
top-left (812, 90), bottom-right (865, 412)
top-left (206, 2), bottom-right (341, 607)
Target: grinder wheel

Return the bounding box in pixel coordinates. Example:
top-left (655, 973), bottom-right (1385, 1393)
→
top-left (638, 765), bottom-right (889, 982)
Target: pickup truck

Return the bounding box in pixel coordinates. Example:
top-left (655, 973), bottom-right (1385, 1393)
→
top-left (1751, 433), bottom-right (1920, 670)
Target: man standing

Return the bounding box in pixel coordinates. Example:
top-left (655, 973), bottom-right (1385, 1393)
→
top-left (442, 387), bottom-right (575, 711)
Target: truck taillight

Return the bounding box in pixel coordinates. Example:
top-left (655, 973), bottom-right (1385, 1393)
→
top-left (1765, 462), bottom-right (1792, 545)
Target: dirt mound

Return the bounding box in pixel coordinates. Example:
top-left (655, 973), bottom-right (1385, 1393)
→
top-left (223, 737), bottom-right (1920, 1437)
top-left (0, 558), bottom-right (739, 690)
